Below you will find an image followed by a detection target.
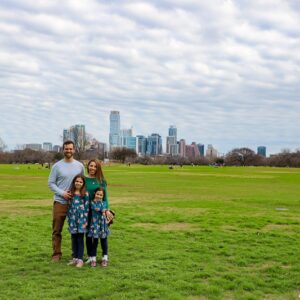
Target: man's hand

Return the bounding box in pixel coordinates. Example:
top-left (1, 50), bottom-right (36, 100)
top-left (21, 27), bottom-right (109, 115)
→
top-left (62, 190), bottom-right (72, 200)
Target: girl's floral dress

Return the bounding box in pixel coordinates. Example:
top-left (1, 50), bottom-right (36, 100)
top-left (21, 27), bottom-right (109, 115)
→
top-left (68, 193), bottom-right (89, 234)
top-left (88, 200), bottom-right (110, 239)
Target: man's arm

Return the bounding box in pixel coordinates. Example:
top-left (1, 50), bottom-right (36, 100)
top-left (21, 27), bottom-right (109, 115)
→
top-left (48, 165), bottom-right (71, 199)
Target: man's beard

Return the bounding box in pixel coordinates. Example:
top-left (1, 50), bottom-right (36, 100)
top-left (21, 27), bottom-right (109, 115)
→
top-left (64, 152), bottom-right (73, 159)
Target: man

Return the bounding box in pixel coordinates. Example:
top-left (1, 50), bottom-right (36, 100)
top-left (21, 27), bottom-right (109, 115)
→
top-left (48, 140), bottom-right (84, 261)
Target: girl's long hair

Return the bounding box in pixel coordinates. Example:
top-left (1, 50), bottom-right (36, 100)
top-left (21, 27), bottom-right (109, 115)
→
top-left (87, 159), bottom-right (106, 183)
top-left (70, 174), bottom-right (86, 197)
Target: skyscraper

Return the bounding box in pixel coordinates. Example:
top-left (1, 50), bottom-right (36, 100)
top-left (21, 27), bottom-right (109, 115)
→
top-left (166, 125), bottom-right (178, 156)
top-left (109, 111), bottom-right (121, 150)
top-left (136, 135), bottom-right (147, 156)
top-left (168, 125), bottom-right (177, 139)
top-left (197, 143), bottom-right (205, 156)
top-left (206, 144), bottom-right (218, 159)
top-left (146, 133), bottom-right (162, 156)
top-left (63, 125), bottom-right (86, 151)
top-left (70, 124), bottom-right (86, 151)
top-left (178, 139), bottom-right (186, 157)
top-left (63, 129), bottom-right (70, 142)
top-left (257, 146), bottom-right (266, 157)
top-left (43, 142), bottom-right (52, 151)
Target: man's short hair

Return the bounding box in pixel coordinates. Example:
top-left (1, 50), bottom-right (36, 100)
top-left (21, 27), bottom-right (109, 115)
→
top-left (63, 140), bottom-right (75, 149)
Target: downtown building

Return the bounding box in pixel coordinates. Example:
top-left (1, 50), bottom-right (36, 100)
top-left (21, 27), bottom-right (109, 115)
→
top-left (185, 142), bottom-right (201, 160)
top-left (146, 133), bottom-right (162, 156)
top-left (120, 128), bottom-right (136, 151)
top-left (63, 125), bottom-right (86, 145)
top-left (43, 142), bottom-right (53, 151)
top-left (136, 135), bottom-right (147, 156)
top-left (206, 144), bottom-right (218, 159)
top-left (166, 125), bottom-right (178, 156)
top-left (109, 111), bottom-right (121, 151)
top-left (257, 146), bottom-right (266, 157)
top-left (25, 144), bottom-right (42, 151)
top-left (109, 111), bottom-right (137, 152)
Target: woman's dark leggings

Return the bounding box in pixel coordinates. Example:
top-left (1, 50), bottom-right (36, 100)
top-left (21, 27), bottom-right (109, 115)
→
top-left (86, 235), bottom-right (108, 257)
top-left (71, 233), bottom-right (84, 259)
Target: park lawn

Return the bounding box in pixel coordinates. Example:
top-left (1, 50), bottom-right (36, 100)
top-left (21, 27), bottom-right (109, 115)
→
top-left (0, 163), bottom-right (300, 300)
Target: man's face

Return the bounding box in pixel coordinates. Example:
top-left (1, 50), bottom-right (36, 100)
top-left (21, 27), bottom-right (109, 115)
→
top-left (63, 143), bottom-right (75, 159)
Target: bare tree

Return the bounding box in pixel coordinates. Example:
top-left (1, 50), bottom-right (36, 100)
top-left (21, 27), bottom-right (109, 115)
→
top-left (110, 147), bottom-right (137, 163)
top-left (225, 148), bottom-right (262, 166)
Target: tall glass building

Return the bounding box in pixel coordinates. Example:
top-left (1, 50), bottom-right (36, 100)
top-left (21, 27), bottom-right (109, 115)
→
top-left (166, 125), bottom-right (178, 156)
top-left (146, 133), bottom-right (162, 156)
top-left (168, 125), bottom-right (177, 140)
top-left (197, 143), bottom-right (205, 156)
top-left (109, 111), bottom-right (121, 150)
top-left (257, 146), bottom-right (266, 157)
top-left (136, 135), bottom-right (147, 156)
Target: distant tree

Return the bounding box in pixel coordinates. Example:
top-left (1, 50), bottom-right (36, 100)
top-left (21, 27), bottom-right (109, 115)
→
top-left (225, 148), bottom-right (261, 166)
top-left (11, 149), bottom-right (54, 164)
top-left (0, 151), bottom-right (12, 163)
top-left (193, 156), bottom-right (210, 166)
top-left (267, 151), bottom-right (300, 167)
top-left (53, 152), bottom-right (64, 161)
top-left (110, 147), bottom-right (137, 163)
top-left (214, 157), bottom-right (224, 165)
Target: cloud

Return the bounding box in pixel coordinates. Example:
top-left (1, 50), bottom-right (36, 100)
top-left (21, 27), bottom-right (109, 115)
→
top-left (0, 0), bottom-right (299, 154)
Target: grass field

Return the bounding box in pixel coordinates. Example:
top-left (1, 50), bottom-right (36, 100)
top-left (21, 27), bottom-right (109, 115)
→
top-left (0, 164), bottom-right (300, 300)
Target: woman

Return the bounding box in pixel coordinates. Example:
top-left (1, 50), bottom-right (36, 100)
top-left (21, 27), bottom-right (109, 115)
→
top-left (85, 159), bottom-right (111, 267)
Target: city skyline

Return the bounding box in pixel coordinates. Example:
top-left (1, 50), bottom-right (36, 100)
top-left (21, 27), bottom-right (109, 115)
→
top-left (0, 109), bottom-right (294, 157)
top-left (1, 1), bottom-right (300, 154)
top-left (9, 115), bottom-right (267, 158)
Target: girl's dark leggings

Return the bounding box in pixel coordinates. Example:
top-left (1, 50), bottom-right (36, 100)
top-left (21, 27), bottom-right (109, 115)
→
top-left (86, 235), bottom-right (108, 257)
top-left (71, 233), bottom-right (84, 259)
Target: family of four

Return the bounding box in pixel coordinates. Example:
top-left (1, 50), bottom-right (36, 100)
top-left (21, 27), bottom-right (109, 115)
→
top-left (48, 140), bottom-right (113, 268)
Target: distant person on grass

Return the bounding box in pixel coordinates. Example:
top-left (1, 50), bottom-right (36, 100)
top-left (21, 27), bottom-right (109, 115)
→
top-left (48, 140), bottom-right (84, 262)
top-left (87, 187), bottom-right (111, 267)
top-left (85, 159), bottom-right (112, 267)
top-left (67, 175), bottom-right (89, 268)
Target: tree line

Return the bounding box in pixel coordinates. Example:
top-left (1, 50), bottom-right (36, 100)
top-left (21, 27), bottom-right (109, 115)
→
top-left (1, 146), bottom-right (300, 168)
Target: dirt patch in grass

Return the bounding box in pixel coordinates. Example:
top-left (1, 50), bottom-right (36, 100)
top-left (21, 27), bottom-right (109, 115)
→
top-left (173, 172), bottom-right (274, 179)
top-left (262, 224), bottom-right (294, 232)
top-left (0, 175), bottom-right (45, 179)
top-left (133, 222), bottom-right (197, 231)
top-left (221, 225), bottom-right (238, 231)
top-left (0, 199), bottom-right (52, 216)
top-left (109, 184), bottom-right (145, 188)
top-left (109, 195), bottom-right (179, 205)
top-left (161, 222), bottom-right (196, 231)
top-left (161, 207), bottom-right (208, 215)
top-left (132, 206), bottom-right (208, 216)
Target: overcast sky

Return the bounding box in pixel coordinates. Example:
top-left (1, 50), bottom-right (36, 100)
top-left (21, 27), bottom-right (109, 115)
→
top-left (0, 0), bottom-right (300, 155)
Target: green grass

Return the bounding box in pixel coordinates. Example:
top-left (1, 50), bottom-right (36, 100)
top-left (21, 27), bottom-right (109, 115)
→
top-left (0, 163), bottom-right (300, 299)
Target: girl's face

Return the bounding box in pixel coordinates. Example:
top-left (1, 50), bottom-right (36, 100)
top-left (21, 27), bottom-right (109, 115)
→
top-left (94, 190), bottom-right (104, 200)
top-left (74, 177), bottom-right (84, 190)
top-left (88, 161), bottom-right (97, 176)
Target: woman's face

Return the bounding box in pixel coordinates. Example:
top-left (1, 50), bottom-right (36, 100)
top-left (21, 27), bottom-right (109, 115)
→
top-left (88, 161), bottom-right (97, 176)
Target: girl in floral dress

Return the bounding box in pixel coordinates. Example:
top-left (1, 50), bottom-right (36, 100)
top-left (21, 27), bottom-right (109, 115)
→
top-left (67, 175), bottom-right (89, 268)
top-left (88, 187), bottom-right (110, 267)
